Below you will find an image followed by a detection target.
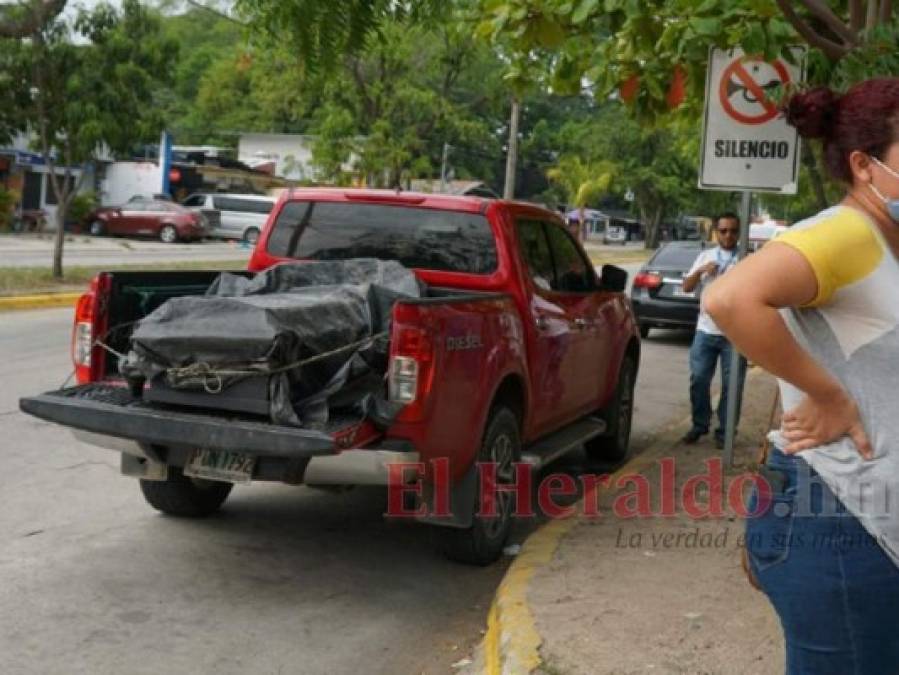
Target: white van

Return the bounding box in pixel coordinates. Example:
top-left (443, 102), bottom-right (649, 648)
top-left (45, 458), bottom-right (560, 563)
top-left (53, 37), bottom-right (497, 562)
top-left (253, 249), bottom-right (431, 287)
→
top-left (181, 193), bottom-right (275, 243)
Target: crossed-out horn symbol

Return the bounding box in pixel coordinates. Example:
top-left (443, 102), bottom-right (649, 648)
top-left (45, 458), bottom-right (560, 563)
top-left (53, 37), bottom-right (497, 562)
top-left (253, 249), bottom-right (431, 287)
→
top-left (726, 77), bottom-right (781, 103)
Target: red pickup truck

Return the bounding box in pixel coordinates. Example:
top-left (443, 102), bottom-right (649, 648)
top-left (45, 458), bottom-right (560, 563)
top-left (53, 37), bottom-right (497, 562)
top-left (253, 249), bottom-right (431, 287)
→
top-left (20, 189), bottom-right (640, 565)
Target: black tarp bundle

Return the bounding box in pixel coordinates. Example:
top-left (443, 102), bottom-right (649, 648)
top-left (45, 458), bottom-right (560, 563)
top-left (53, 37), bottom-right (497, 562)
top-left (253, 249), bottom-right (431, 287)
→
top-left (121, 259), bottom-right (422, 428)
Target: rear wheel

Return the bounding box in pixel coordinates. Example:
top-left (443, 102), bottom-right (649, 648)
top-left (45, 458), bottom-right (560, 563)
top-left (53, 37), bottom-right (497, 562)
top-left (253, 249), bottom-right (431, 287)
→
top-left (585, 355), bottom-right (636, 462)
top-left (438, 406), bottom-right (520, 566)
top-left (159, 224), bottom-right (179, 244)
top-left (639, 323), bottom-right (650, 339)
top-left (140, 466), bottom-right (232, 517)
top-left (243, 227), bottom-right (260, 245)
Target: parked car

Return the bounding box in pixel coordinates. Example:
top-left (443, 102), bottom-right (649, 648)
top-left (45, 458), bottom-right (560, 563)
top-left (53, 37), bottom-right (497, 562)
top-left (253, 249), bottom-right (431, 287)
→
top-left (181, 193), bottom-right (275, 243)
top-left (87, 198), bottom-right (207, 243)
top-left (630, 241), bottom-right (705, 338)
top-left (604, 224), bottom-right (628, 245)
top-left (20, 189), bottom-right (640, 566)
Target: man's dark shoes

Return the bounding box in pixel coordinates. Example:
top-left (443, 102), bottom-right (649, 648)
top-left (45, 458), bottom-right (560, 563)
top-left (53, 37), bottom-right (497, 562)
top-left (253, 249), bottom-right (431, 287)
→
top-left (715, 436), bottom-right (725, 450)
top-left (682, 428), bottom-right (705, 444)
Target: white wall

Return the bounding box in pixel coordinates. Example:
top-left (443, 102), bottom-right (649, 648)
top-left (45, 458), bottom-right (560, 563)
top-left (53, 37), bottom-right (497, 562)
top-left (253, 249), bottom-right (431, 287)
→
top-left (100, 161), bottom-right (160, 206)
top-left (238, 133), bottom-right (317, 181)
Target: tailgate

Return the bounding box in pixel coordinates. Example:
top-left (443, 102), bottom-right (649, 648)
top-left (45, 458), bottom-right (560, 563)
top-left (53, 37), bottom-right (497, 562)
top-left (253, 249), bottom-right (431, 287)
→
top-left (19, 384), bottom-right (357, 458)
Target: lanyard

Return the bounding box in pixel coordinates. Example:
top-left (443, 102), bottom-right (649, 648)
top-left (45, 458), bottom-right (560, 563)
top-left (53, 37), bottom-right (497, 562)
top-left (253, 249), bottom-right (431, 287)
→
top-left (716, 247), bottom-right (738, 273)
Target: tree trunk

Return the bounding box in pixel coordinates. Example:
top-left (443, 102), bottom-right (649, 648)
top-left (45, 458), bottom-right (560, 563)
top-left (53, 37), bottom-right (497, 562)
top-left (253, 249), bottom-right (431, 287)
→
top-left (503, 97), bottom-right (520, 200)
top-left (578, 205), bottom-right (586, 243)
top-left (52, 206), bottom-right (65, 279)
top-left (802, 142), bottom-right (828, 211)
top-left (649, 206), bottom-right (663, 249)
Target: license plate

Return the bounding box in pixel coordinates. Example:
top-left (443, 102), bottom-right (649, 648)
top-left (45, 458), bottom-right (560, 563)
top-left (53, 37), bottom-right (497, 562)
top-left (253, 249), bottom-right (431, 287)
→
top-left (672, 287), bottom-right (695, 298)
top-left (184, 449), bottom-right (255, 483)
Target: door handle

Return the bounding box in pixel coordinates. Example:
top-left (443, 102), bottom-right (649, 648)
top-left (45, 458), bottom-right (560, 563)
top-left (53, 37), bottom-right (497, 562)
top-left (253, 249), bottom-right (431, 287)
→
top-left (574, 318), bottom-right (593, 330)
top-left (535, 316), bottom-right (550, 331)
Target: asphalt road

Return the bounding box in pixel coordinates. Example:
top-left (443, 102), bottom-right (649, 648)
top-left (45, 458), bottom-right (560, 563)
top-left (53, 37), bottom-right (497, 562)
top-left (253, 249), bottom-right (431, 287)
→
top-left (0, 304), bottom-right (694, 675)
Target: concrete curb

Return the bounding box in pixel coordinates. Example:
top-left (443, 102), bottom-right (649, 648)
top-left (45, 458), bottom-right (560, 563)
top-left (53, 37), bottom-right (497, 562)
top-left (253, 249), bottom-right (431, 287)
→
top-left (0, 292), bottom-right (80, 312)
top-left (477, 369), bottom-right (765, 675)
top-left (478, 425), bottom-right (686, 675)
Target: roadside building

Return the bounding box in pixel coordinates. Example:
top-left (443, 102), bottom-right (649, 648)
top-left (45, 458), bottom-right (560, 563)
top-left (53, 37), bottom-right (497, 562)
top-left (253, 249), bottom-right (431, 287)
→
top-left (408, 179), bottom-right (498, 198)
top-left (238, 133), bottom-right (318, 182)
top-left (0, 133), bottom-right (96, 230)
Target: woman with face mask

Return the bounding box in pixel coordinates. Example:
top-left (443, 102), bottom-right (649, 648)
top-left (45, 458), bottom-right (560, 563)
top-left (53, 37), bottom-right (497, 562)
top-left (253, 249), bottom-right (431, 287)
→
top-left (704, 78), bottom-right (899, 674)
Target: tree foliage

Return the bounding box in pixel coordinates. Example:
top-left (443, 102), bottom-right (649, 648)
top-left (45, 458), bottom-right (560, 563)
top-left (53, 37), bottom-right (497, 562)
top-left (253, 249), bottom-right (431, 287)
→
top-left (234, 0), bottom-right (447, 73)
top-left (0, 0), bottom-right (66, 38)
top-left (478, 0), bottom-right (897, 120)
top-left (3, 0), bottom-right (177, 277)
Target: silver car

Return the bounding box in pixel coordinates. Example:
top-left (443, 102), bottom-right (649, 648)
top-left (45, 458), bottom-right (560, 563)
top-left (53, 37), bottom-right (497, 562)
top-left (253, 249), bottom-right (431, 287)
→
top-left (181, 193), bottom-right (275, 243)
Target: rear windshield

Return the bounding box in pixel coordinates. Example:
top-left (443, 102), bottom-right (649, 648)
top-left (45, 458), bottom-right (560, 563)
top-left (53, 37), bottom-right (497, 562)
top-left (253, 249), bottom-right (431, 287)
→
top-left (651, 245), bottom-right (702, 268)
top-left (266, 201), bottom-right (498, 274)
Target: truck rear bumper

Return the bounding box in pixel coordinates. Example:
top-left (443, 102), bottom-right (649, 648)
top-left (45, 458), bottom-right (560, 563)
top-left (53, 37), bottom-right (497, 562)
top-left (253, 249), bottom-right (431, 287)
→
top-left (23, 385), bottom-right (416, 486)
top-left (70, 429), bottom-right (419, 486)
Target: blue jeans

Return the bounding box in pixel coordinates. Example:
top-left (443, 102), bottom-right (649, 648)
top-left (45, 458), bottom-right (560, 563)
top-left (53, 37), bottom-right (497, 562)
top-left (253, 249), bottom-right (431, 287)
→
top-left (688, 330), bottom-right (746, 439)
top-left (746, 449), bottom-right (899, 674)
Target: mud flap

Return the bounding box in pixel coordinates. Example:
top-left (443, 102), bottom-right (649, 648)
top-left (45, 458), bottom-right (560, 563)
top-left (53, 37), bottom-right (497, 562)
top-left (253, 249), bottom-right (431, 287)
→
top-left (416, 463), bottom-right (478, 529)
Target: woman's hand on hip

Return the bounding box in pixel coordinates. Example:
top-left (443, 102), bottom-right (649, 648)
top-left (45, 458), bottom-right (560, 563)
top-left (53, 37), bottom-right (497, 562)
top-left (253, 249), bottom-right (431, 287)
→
top-left (781, 389), bottom-right (873, 459)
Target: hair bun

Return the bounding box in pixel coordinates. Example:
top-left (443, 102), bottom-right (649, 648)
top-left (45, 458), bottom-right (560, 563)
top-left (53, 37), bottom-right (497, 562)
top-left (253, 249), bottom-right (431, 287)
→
top-left (785, 87), bottom-right (837, 139)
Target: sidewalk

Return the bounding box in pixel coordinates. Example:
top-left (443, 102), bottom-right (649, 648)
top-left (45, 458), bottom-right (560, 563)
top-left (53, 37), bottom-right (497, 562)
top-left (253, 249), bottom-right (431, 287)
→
top-left (475, 372), bottom-right (783, 675)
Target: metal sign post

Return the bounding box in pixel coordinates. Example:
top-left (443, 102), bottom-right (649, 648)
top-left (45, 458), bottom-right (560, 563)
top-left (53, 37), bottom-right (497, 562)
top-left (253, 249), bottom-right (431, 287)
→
top-left (697, 47), bottom-right (806, 466)
top-left (722, 190), bottom-right (752, 467)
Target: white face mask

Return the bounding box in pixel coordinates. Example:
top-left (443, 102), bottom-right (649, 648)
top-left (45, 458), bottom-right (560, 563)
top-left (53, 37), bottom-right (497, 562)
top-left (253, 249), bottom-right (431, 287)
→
top-left (869, 157), bottom-right (899, 222)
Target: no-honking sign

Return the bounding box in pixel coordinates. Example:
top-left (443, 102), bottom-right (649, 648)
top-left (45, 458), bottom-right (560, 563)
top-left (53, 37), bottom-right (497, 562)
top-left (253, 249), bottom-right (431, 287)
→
top-left (699, 47), bottom-right (806, 194)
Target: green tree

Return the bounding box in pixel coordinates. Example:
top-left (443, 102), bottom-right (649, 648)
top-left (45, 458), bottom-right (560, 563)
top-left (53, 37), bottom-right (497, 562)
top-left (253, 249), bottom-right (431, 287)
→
top-left (477, 1), bottom-right (898, 118)
top-left (234, 0), bottom-right (446, 72)
top-left (5, 0), bottom-right (177, 278)
top-left (0, 0), bottom-right (65, 38)
top-left (302, 19), bottom-right (507, 188)
top-left (478, 1), bottom-right (898, 213)
top-left (310, 104), bottom-right (356, 183)
top-left (546, 155), bottom-right (612, 239)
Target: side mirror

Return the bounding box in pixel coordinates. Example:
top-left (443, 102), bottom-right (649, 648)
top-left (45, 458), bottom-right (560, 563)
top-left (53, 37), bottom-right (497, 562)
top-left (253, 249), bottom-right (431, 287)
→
top-left (599, 264), bottom-right (628, 293)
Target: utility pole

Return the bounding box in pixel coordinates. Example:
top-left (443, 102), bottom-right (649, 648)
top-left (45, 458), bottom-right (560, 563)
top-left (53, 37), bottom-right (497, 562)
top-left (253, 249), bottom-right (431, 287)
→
top-left (440, 142), bottom-right (451, 193)
top-left (503, 97), bottom-right (520, 200)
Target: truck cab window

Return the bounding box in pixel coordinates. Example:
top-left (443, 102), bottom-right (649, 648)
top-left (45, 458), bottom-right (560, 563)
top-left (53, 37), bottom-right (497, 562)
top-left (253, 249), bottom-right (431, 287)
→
top-left (516, 219), bottom-right (555, 291)
top-left (544, 224), bottom-right (594, 293)
top-left (267, 201), bottom-right (498, 275)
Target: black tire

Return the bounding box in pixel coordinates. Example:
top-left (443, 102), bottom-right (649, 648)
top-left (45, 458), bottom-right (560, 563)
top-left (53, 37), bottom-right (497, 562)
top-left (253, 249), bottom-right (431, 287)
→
top-left (438, 406), bottom-right (520, 566)
top-left (586, 355), bottom-right (636, 462)
top-left (243, 227), bottom-right (260, 245)
top-left (140, 466), bottom-right (232, 517)
top-left (639, 323), bottom-right (651, 339)
top-left (89, 220), bottom-right (105, 236)
top-left (159, 224), bottom-right (179, 244)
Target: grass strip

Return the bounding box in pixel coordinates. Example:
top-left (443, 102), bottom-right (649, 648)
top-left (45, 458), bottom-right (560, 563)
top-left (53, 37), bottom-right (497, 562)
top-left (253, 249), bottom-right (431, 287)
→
top-left (586, 249), bottom-right (653, 266)
top-left (0, 259), bottom-right (249, 296)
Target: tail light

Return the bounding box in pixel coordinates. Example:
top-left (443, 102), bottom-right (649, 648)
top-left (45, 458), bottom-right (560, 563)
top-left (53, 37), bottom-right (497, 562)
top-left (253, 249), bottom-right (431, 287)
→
top-left (388, 304), bottom-right (434, 421)
top-left (72, 273), bottom-right (111, 384)
top-left (633, 272), bottom-right (662, 289)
